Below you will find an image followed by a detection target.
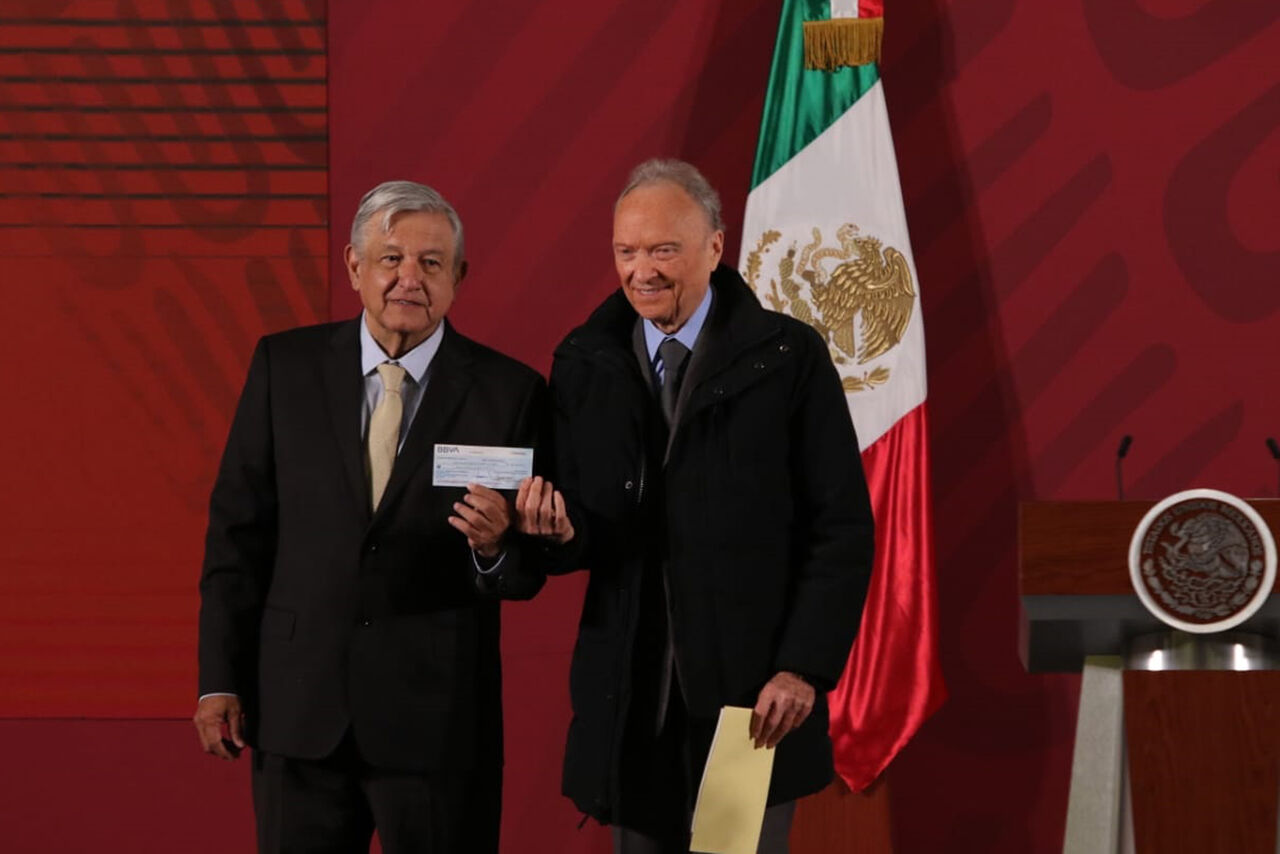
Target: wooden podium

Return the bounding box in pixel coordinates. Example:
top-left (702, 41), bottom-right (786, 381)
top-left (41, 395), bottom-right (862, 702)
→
top-left (1020, 500), bottom-right (1280, 854)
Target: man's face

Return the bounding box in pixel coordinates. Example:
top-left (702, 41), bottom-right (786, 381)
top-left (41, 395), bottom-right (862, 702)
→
top-left (345, 210), bottom-right (463, 357)
top-left (613, 181), bottom-right (724, 334)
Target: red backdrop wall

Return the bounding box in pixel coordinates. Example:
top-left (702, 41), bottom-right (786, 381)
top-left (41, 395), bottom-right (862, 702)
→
top-left (3, 0), bottom-right (1278, 851)
top-left (0, 0), bottom-right (327, 716)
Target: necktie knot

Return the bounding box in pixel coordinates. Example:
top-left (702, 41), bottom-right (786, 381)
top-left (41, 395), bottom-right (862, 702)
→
top-left (657, 338), bottom-right (690, 383)
top-left (377, 362), bottom-right (407, 395)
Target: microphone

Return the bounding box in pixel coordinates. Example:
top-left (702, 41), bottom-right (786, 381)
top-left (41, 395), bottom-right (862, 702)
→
top-left (1116, 435), bottom-right (1133, 500)
top-left (1267, 437), bottom-right (1280, 497)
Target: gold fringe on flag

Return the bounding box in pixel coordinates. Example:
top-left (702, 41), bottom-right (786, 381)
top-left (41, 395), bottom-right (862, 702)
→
top-left (802, 16), bottom-right (883, 70)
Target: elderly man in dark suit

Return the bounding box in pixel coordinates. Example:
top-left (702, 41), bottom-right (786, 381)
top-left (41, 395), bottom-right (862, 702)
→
top-left (517, 159), bottom-right (875, 853)
top-left (194, 180), bottom-right (546, 853)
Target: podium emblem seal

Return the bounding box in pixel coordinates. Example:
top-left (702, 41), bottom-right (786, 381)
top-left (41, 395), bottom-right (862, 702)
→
top-left (1129, 489), bottom-right (1277, 633)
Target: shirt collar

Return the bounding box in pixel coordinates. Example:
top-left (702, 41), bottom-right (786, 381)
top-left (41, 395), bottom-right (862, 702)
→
top-left (643, 283), bottom-right (713, 364)
top-left (359, 312), bottom-right (444, 385)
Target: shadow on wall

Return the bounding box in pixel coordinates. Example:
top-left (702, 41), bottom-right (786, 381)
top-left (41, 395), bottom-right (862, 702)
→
top-left (880, 0), bottom-right (1081, 850)
top-left (669, 0), bottom-right (781, 261)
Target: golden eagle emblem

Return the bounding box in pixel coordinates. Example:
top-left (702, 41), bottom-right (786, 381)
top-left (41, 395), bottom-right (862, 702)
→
top-left (743, 224), bottom-right (915, 392)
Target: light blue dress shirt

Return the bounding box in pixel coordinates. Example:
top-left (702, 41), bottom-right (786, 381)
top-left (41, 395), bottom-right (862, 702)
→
top-left (359, 311), bottom-right (444, 447)
top-left (642, 283), bottom-right (713, 381)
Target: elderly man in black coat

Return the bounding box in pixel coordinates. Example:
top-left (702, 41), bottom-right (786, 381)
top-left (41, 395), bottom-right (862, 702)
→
top-left (516, 159), bottom-right (875, 853)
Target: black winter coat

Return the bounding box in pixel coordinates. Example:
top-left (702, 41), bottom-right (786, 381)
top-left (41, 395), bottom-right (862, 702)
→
top-left (549, 265), bottom-right (874, 822)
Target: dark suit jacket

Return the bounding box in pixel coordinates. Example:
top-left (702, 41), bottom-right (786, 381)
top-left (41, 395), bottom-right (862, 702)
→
top-left (198, 317), bottom-right (546, 774)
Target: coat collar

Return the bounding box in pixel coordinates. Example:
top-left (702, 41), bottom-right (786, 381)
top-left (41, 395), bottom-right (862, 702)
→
top-left (568, 264), bottom-right (781, 384)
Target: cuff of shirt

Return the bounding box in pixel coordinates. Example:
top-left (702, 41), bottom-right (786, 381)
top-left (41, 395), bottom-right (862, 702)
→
top-left (472, 549), bottom-right (507, 575)
top-left (198, 692), bottom-right (238, 701)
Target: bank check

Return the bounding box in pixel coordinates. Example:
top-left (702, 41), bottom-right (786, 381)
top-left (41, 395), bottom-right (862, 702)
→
top-left (432, 444), bottom-right (533, 490)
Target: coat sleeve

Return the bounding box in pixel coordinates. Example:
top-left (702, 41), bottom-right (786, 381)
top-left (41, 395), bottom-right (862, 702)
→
top-left (524, 352), bottom-right (591, 576)
top-left (772, 328), bottom-right (875, 690)
top-left (197, 337), bottom-right (278, 698)
top-left (474, 371), bottom-right (551, 600)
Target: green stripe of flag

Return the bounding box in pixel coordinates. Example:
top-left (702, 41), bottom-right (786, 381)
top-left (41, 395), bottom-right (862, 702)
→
top-left (749, 0), bottom-right (881, 190)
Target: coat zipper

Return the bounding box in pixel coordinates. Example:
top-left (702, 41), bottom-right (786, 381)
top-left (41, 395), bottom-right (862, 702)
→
top-left (636, 455), bottom-right (647, 506)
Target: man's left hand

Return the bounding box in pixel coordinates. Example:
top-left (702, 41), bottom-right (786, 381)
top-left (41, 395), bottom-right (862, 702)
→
top-left (447, 484), bottom-right (511, 558)
top-left (515, 476), bottom-right (575, 544)
top-left (750, 671), bottom-right (815, 749)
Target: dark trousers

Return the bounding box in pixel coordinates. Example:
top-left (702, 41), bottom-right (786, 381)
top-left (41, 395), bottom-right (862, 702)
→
top-left (617, 561), bottom-right (798, 851)
top-left (250, 733), bottom-right (499, 854)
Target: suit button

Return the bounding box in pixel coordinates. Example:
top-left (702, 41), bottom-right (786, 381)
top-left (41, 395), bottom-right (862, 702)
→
top-left (778, 343), bottom-right (790, 353)
top-left (368, 543), bottom-right (378, 553)
top-left (360, 618), bottom-right (372, 627)
top-left (754, 360), bottom-right (766, 369)
top-left (624, 480), bottom-right (634, 491)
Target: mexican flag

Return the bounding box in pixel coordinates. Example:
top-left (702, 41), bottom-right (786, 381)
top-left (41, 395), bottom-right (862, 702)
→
top-left (740, 0), bottom-right (945, 791)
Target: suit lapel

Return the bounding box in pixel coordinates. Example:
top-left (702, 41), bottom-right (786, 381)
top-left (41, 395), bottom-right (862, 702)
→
top-left (373, 322), bottom-right (472, 521)
top-left (323, 319), bottom-right (371, 522)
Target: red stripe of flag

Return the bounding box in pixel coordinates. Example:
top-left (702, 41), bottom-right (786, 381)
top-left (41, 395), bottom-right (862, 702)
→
top-left (829, 402), bottom-right (946, 790)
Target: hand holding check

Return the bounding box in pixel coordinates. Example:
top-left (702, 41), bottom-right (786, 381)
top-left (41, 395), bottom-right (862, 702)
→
top-left (447, 484), bottom-right (511, 558)
top-left (515, 476), bottom-right (574, 544)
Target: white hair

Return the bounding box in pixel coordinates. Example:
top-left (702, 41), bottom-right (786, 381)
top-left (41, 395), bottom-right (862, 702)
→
top-left (617, 158), bottom-right (724, 232)
top-left (350, 180), bottom-right (465, 272)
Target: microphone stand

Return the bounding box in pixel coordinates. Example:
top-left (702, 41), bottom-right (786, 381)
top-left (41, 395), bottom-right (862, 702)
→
top-left (1267, 437), bottom-right (1280, 497)
top-left (1115, 435), bottom-right (1132, 500)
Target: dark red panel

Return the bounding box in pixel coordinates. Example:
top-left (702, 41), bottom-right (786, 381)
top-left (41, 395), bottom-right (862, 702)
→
top-left (0, 2), bottom-right (327, 717)
top-left (0, 720), bottom-right (256, 854)
top-left (3, 2), bottom-right (1277, 854)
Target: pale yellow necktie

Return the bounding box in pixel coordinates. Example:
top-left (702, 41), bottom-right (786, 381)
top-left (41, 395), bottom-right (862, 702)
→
top-left (368, 362), bottom-right (407, 510)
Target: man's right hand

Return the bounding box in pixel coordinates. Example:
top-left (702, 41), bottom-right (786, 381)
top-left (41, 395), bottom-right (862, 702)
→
top-left (515, 476), bottom-right (575, 543)
top-left (193, 694), bottom-right (246, 760)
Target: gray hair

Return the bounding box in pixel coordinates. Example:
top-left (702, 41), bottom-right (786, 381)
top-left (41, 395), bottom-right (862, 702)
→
top-left (617, 158), bottom-right (724, 232)
top-left (349, 180), bottom-right (465, 272)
